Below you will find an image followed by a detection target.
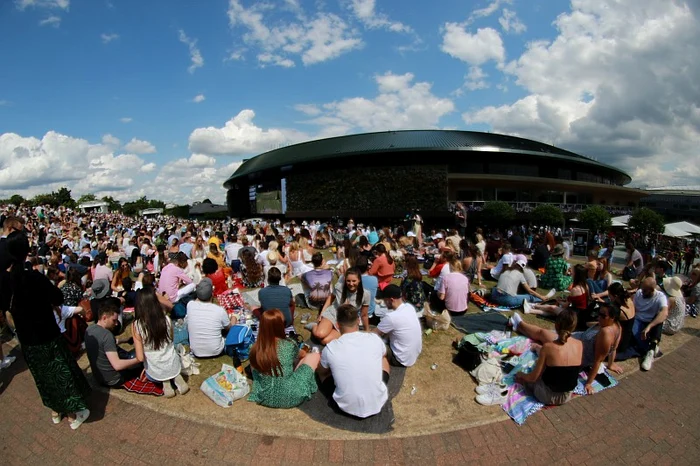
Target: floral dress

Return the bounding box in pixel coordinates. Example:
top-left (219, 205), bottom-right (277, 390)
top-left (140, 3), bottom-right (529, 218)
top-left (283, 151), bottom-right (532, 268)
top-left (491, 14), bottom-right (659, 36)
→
top-left (401, 277), bottom-right (427, 310)
top-left (248, 339), bottom-right (317, 408)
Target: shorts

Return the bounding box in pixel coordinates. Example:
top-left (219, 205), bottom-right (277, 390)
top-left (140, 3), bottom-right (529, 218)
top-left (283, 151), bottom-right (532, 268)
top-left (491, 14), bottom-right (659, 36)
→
top-left (386, 345), bottom-right (405, 368)
top-left (320, 306), bottom-right (339, 329)
top-left (524, 378), bottom-right (572, 406)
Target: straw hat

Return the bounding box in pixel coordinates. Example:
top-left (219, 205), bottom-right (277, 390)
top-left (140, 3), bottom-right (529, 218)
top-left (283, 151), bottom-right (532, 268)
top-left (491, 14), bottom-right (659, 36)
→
top-left (663, 276), bottom-right (683, 298)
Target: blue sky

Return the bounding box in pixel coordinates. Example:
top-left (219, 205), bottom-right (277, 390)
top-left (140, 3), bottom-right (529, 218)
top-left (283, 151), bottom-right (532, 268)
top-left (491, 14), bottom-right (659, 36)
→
top-left (1, 0), bottom-right (698, 204)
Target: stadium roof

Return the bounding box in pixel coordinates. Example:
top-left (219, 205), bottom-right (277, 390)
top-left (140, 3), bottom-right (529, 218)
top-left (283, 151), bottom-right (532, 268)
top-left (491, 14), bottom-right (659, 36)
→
top-left (224, 130), bottom-right (632, 188)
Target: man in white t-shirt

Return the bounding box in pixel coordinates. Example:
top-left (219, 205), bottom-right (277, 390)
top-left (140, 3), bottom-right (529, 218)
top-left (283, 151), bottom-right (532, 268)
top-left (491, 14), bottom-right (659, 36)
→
top-left (319, 304), bottom-right (389, 418)
top-left (224, 234), bottom-right (242, 268)
top-left (633, 277), bottom-right (669, 371)
top-left (185, 278), bottom-right (237, 358)
top-left (374, 285), bottom-right (422, 367)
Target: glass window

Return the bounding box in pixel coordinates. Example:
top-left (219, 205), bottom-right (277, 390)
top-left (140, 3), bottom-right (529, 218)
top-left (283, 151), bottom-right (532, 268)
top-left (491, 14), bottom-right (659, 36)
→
top-left (558, 169), bottom-right (572, 180)
top-left (489, 163), bottom-right (539, 177)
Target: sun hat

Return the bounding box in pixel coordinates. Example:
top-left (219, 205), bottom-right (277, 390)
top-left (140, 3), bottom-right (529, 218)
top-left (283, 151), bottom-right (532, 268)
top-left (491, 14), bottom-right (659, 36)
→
top-left (91, 279), bottom-right (111, 299)
top-left (515, 254), bottom-right (528, 268)
top-left (552, 244), bottom-right (565, 256)
top-left (502, 254), bottom-right (514, 266)
top-left (407, 231), bottom-right (416, 237)
top-left (663, 276), bottom-right (683, 298)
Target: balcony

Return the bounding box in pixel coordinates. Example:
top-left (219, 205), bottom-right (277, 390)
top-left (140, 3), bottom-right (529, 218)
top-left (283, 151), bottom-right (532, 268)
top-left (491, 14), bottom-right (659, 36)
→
top-left (452, 201), bottom-right (633, 216)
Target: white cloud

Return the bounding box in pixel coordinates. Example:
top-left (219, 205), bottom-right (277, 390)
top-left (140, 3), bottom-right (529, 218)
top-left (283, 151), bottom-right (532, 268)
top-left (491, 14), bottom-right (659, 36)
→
top-left (306, 71), bottom-right (455, 134)
top-left (188, 109), bottom-right (309, 156)
top-left (123, 138), bottom-right (156, 154)
top-left (499, 8), bottom-right (526, 34)
top-left (464, 66), bottom-right (489, 91)
top-left (294, 104), bottom-right (322, 116)
top-left (468, 0), bottom-right (512, 22)
top-left (141, 162), bottom-right (156, 173)
top-left (119, 117), bottom-right (132, 123)
top-left (101, 134), bottom-right (120, 146)
top-left (39, 15), bottom-right (61, 27)
top-left (349, 0), bottom-right (412, 33)
top-left (463, 0), bottom-right (700, 188)
top-left (441, 24), bottom-right (505, 65)
top-left (192, 94), bottom-right (206, 103)
top-left (0, 131), bottom-right (149, 195)
top-left (101, 33), bottom-right (119, 43)
top-left (15, 0), bottom-right (69, 10)
top-left (178, 29), bottom-right (204, 74)
top-left (227, 0), bottom-right (362, 67)
top-left (257, 53), bottom-right (295, 68)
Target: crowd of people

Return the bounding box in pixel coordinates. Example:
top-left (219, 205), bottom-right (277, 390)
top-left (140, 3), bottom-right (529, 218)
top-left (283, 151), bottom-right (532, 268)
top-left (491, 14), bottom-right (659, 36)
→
top-left (0, 202), bottom-right (698, 427)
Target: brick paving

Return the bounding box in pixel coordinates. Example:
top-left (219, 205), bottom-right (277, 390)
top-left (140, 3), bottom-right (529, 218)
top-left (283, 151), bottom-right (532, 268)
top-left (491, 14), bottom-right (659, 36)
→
top-left (2, 337), bottom-right (700, 465)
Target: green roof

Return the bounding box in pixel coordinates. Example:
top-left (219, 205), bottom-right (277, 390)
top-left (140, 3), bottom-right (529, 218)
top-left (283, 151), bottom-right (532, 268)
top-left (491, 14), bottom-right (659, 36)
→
top-left (223, 130), bottom-right (631, 187)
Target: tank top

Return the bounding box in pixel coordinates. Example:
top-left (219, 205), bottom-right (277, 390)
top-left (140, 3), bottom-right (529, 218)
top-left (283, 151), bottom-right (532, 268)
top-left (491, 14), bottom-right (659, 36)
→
top-left (568, 291), bottom-right (588, 310)
top-left (134, 317), bottom-right (181, 381)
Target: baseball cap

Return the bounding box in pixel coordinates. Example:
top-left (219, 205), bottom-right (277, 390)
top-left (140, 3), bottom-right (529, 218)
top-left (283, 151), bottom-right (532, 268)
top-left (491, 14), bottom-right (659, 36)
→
top-left (515, 254), bottom-right (528, 268)
top-left (196, 278), bottom-right (213, 301)
top-left (502, 254), bottom-right (514, 266)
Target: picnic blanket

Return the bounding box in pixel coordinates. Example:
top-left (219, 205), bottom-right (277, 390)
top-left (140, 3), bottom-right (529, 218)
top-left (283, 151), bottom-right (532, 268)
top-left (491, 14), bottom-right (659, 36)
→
top-left (469, 291), bottom-right (519, 313)
top-left (451, 312), bottom-right (509, 334)
top-left (297, 366), bottom-right (406, 434)
top-left (500, 349), bottom-right (618, 425)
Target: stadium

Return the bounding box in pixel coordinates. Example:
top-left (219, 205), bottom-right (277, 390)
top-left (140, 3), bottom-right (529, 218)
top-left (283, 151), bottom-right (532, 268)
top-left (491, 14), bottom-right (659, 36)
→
top-left (223, 130), bottom-right (646, 220)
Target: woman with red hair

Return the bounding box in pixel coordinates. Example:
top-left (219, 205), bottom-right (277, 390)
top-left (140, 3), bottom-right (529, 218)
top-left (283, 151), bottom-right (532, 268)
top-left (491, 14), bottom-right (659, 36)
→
top-left (248, 309), bottom-right (319, 408)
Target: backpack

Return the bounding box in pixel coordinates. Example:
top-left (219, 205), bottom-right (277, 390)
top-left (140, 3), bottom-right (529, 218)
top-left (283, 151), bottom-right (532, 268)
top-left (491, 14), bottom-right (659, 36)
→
top-left (225, 325), bottom-right (255, 361)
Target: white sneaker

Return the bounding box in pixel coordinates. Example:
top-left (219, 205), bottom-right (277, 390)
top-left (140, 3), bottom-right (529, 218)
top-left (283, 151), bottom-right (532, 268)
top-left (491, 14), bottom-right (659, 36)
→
top-left (475, 382), bottom-right (506, 395)
top-left (522, 300), bottom-right (532, 314)
top-left (545, 289), bottom-right (556, 300)
top-left (304, 322), bottom-right (317, 332)
top-left (69, 409), bottom-right (90, 430)
top-left (641, 349), bottom-right (655, 371)
top-left (163, 382), bottom-right (176, 398)
top-left (0, 356), bottom-right (16, 369)
top-left (510, 312), bottom-right (523, 331)
top-left (476, 389), bottom-right (508, 406)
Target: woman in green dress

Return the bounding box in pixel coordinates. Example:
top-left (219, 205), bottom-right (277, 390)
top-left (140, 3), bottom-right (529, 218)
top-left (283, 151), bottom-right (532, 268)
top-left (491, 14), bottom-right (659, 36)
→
top-left (248, 309), bottom-right (319, 408)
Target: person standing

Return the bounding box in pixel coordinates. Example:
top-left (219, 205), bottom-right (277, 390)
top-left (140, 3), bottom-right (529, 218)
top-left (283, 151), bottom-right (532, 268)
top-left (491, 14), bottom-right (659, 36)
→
top-left (0, 231), bottom-right (90, 429)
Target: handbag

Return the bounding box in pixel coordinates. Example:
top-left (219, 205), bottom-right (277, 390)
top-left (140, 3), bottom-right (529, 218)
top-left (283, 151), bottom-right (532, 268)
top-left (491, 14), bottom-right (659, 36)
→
top-left (453, 341), bottom-right (482, 372)
top-left (177, 344), bottom-right (200, 376)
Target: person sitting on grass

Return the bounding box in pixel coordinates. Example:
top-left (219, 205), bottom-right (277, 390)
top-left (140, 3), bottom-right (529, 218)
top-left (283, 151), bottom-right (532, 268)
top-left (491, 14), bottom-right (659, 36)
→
top-left (662, 276), bottom-right (685, 336)
top-left (258, 267), bottom-right (294, 328)
top-left (368, 243), bottom-right (395, 291)
top-left (301, 252), bottom-right (333, 311)
top-left (538, 244), bottom-right (572, 291)
top-left (202, 257), bottom-right (228, 297)
top-left (185, 278), bottom-right (238, 358)
top-left (585, 249), bottom-right (612, 295)
top-left (511, 309), bottom-right (583, 406)
top-left (437, 260), bottom-right (470, 315)
top-left (400, 255), bottom-right (428, 311)
top-left (373, 285), bottom-right (422, 367)
top-left (132, 288), bottom-right (188, 398)
top-left (318, 304), bottom-right (390, 418)
top-left (490, 256), bottom-right (553, 308)
top-left (248, 309), bottom-right (320, 408)
top-left (486, 242), bottom-right (513, 281)
top-left (523, 264), bottom-right (589, 318)
top-left (310, 268), bottom-right (370, 345)
top-left (85, 303), bottom-right (142, 388)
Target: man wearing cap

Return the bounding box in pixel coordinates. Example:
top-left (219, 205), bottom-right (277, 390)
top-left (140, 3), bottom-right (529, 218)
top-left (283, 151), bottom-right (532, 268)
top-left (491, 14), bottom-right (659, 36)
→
top-left (491, 256), bottom-right (553, 307)
top-left (487, 242), bottom-right (514, 281)
top-left (373, 284), bottom-right (422, 367)
top-left (185, 278), bottom-right (237, 358)
top-left (539, 244), bottom-right (572, 291)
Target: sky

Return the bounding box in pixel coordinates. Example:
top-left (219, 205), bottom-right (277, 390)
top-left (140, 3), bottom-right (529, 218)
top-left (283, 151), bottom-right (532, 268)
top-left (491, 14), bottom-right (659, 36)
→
top-left (1, 0), bottom-right (699, 205)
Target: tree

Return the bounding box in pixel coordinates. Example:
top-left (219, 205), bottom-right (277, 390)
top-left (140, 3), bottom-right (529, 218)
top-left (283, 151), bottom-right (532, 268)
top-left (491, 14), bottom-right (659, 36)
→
top-left (54, 187), bottom-right (76, 208)
top-left (122, 196), bottom-right (166, 216)
top-left (628, 207), bottom-right (665, 238)
top-left (578, 206), bottom-right (612, 233)
top-left (9, 194), bottom-right (26, 205)
top-left (77, 193), bottom-right (97, 205)
top-left (101, 196), bottom-right (122, 212)
top-left (531, 204), bottom-right (564, 228)
top-left (481, 201), bottom-right (515, 225)
top-left (201, 198), bottom-right (212, 204)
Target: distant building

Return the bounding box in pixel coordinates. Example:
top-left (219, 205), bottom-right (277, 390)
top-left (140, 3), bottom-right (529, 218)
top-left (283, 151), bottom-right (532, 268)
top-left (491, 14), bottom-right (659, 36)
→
top-left (641, 186), bottom-right (700, 221)
top-left (223, 130), bottom-right (647, 219)
top-left (78, 201), bottom-right (109, 214)
top-left (189, 202), bottom-right (228, 218)
top-left (139, 208), bottom-right (164, 217)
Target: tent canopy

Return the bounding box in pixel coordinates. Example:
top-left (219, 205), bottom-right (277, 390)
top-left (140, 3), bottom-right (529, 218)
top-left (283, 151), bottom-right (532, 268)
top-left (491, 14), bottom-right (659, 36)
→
top-left (666, 221), bottom-right (700, 235)
top-left (663, 224), bottom-right (692, 238)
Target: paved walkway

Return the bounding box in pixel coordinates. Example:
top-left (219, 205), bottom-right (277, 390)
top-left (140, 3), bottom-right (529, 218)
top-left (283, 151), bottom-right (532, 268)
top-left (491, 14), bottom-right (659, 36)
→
top-left (2, 336), bottom-right (700, 465)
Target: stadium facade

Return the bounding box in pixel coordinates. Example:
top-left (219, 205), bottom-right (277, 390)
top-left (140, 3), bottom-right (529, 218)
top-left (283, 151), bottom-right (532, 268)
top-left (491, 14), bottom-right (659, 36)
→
top-left (223, 130), bottom-right (646, 220)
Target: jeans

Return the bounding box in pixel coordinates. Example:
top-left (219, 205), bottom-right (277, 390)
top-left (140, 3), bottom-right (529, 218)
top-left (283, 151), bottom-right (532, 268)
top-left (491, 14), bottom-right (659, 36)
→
top-left (490, 288), bottom-right (542, 307)
top-left (587, 279), bottom-right (608, 295)
top-left (632, 318), bottom-right (663, 353)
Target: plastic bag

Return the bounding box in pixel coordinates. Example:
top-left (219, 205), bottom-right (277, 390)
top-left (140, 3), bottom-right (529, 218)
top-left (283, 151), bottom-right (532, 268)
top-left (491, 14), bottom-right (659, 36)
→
top-left (200, 364), bottom-right (250, 408)
top-left (425, 309), bottom-right (451, 331)
top-left (177, 344), bottom-right (199, 376)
